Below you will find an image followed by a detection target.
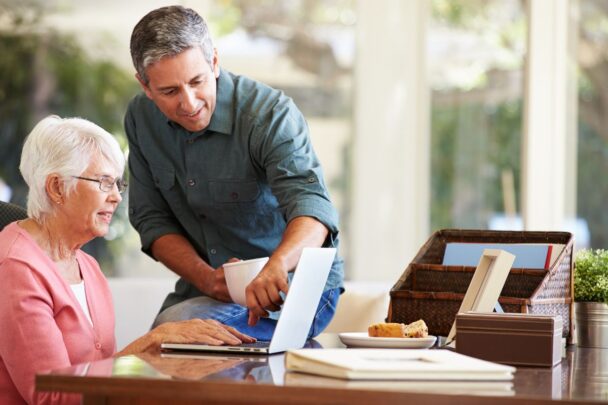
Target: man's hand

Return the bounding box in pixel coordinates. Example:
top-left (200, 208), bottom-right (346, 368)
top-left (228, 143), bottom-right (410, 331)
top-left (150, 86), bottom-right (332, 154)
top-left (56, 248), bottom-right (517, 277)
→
top-left (242, 216), bottom-right (330, 326)
top-left (151, 234), bottom-right (233, 302)
top-left (198, 265), bottom-right (231, 302)
top-left (245, 261), bottom-right (290, 326)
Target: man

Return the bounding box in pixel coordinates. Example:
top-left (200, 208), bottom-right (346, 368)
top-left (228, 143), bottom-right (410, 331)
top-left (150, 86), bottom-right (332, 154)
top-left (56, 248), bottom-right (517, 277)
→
top-left (125, 5), bottom-right (344, 339)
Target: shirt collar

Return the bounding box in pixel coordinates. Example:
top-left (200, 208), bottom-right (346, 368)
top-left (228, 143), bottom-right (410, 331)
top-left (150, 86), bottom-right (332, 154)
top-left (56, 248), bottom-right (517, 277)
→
top-left (206, 68), bottom-right (234, 135)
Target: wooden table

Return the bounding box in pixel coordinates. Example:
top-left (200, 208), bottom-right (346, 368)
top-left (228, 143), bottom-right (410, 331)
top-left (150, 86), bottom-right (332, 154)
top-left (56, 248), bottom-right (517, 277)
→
top-left (36, 335), bottom-right (608, 404)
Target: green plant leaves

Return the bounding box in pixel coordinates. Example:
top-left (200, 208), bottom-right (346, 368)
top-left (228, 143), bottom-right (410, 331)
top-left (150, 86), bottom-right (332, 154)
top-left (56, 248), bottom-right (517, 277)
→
top-left (574, 249), bottom-right (608, 303)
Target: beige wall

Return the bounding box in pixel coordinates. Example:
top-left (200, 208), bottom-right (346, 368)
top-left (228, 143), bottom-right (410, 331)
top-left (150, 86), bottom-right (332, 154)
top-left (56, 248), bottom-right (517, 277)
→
top-left (350, 0), bottom-right (430, 282)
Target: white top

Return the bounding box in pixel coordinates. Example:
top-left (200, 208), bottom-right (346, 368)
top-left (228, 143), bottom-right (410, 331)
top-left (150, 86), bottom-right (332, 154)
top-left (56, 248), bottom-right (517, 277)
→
top-left (70, 281), bottom-right (93, 326)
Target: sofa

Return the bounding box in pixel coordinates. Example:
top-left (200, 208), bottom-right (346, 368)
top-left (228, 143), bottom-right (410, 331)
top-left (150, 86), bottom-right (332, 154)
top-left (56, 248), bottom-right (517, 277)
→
top-left (107, 277), bottom-right (392, 349)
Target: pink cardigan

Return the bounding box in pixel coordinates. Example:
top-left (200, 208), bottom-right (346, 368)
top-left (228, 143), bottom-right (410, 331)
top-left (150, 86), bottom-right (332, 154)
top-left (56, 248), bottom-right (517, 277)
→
top-left (0, 222), bottom-right (116, 404)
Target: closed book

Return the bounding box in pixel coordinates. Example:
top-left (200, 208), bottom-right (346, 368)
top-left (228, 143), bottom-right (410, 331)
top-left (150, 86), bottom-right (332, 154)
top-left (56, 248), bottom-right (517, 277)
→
top-left (284, 349), bottom-right (515, 381)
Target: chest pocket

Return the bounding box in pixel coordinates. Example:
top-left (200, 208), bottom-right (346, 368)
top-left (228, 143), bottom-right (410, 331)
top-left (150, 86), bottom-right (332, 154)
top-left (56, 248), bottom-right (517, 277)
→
top-left (151, 165), bottom-right (176, 190)
top-left (208, 179), bottom-right (279, 244)
top-left (149, 165), bottom-right (184, 212)
top-left (209, 180), bottom-right (260, 203)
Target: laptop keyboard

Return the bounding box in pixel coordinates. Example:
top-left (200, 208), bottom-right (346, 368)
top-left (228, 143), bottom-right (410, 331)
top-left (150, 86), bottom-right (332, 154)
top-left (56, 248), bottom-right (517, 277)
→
top-left (238, 341), bottom-right (271, 348)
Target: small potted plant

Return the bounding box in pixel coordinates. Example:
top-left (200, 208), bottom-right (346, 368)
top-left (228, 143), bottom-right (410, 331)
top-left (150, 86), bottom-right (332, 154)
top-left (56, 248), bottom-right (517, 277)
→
top-left (574, 249), bottom-right (608, 348)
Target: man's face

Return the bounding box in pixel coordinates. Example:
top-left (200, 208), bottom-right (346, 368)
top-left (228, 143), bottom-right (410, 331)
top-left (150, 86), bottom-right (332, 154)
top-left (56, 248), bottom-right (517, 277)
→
top-left (139, 47), bottom-right (220, 132)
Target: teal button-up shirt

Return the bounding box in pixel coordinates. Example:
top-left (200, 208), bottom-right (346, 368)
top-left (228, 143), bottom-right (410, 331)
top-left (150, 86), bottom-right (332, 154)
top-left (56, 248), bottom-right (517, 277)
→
top-left (125, 69), bottom-right (344, 312)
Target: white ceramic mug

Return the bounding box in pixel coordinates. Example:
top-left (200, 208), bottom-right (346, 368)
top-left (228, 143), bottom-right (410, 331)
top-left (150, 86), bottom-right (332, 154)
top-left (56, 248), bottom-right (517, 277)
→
top-left (223, 257), bottom-right (269, 306)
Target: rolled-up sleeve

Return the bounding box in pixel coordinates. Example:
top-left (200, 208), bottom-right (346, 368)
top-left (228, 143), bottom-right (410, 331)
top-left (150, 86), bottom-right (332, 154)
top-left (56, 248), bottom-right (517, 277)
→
top-left (124, 107), bottom-right (185, 257)
top-left (253, 97), bottom-right (339, 247)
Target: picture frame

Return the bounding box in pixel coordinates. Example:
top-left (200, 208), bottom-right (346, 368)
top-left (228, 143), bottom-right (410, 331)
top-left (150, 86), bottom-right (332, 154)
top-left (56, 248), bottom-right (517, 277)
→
top-left (445, 249), bottom-right (515, 345)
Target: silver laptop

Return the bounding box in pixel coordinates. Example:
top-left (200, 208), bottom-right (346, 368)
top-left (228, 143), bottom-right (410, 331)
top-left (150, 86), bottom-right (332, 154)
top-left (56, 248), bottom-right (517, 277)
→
top-left (160, 247), bottom-right (336, 355)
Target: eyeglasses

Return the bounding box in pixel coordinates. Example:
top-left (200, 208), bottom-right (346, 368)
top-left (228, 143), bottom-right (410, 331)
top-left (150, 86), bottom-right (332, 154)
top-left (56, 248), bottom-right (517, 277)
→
top-left (73, 175), bottom-right (128, 193)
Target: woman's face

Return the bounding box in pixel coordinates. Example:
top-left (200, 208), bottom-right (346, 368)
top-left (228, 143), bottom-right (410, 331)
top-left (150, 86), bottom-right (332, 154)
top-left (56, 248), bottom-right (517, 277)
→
top-left (61, 158), bottom-right (123, 242)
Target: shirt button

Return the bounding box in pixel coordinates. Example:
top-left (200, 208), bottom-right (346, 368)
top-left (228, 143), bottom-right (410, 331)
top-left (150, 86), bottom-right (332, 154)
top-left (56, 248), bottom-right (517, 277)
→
top-left (187, 139), bottom-right (194, 144)
top-left (188, 179), bottom-right (196, 187)
top-left (210, 249), bottom-right (217, 255)
top-left (230, 192), bottom-right (239, 200)
top-left (307, 176), bottom-right (316, 183)
top-left (95, 342), bottom-right (102, 350)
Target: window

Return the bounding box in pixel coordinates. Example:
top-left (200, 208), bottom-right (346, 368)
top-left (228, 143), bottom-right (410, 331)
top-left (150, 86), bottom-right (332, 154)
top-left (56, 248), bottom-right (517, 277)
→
top-left (428, 0), bottom-right (526, 232)
top-left (577, 0), bottom-right (608, 248)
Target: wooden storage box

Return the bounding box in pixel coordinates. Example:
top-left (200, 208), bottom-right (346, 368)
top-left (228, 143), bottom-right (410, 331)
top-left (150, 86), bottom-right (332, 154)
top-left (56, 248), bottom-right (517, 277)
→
top-left (387, 229), bottom-right (574, 342)
top-left (455, 312), bottom-right (563, 367)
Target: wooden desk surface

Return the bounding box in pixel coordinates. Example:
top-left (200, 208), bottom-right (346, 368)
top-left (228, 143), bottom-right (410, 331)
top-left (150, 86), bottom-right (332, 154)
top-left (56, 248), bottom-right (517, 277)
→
top-left (36, 335), bottom-right (608, 405)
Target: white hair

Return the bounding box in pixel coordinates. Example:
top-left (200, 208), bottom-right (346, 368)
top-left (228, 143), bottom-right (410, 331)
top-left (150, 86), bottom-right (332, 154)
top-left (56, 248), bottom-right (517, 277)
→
top-left (19, 115), bottom-right (125, 222)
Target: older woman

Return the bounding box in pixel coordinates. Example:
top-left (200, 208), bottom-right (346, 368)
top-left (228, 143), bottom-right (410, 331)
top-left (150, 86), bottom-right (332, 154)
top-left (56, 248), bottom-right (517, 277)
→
top-left (0, 116), bottom-right (254, 405)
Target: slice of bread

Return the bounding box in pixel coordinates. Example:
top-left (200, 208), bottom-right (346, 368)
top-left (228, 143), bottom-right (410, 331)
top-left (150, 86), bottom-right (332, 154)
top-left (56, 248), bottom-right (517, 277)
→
top-left (368, 319), bottom-right (428, 338)
top-left (368, 322), bottom-right (406, 337)
top-left (402, 319), bottom-right (428, 338)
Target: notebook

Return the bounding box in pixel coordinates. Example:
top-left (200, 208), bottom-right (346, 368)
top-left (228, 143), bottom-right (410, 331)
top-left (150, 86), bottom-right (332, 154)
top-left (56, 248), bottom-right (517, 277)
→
top-left (284, 348), bottom-right (515, 381)
top-left (160, 247), bottom-right (336, 355)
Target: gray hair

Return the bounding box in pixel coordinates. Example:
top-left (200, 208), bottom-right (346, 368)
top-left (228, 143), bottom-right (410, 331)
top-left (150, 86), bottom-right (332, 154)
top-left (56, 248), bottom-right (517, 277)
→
top-left (130, 5), bottom-right (214, 85)
top-left (19, 115), bottom-right (125, 222)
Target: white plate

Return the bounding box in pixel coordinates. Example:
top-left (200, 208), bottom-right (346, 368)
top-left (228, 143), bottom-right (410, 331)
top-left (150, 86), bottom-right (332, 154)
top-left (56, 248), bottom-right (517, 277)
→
top-left (338, 332), bottom-right (437, 349)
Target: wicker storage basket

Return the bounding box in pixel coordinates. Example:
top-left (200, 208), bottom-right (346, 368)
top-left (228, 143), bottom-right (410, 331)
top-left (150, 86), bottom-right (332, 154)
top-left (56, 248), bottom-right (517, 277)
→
top-left (388, 229), bottom-right (574, 342)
